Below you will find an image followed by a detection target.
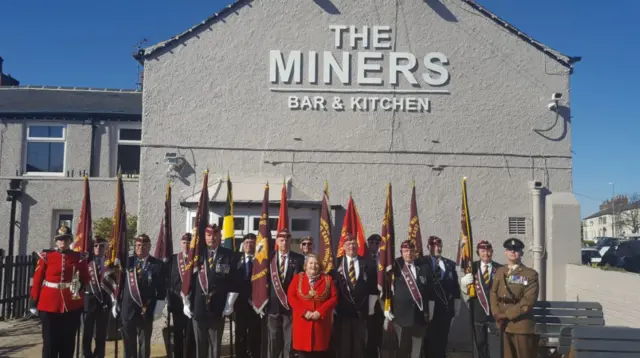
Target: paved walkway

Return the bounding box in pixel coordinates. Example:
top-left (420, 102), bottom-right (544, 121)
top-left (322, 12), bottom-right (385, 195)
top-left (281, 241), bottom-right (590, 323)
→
top-left (0, 318), bottom-right (472, 358)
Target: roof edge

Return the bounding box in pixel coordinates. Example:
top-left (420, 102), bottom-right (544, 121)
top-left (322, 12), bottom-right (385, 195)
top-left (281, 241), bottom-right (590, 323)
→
top-left (135, 0), bottom-right (581, 71)
top-left (133, 0), bottom-right (252, 63)
top-left (459, 0), bottom-right (580, 69)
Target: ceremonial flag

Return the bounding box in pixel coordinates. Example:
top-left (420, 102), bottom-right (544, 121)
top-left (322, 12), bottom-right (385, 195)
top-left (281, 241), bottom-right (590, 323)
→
top-left (251, 184), bottom-right (271, 314)
top-left (379, 183), bottom-right (396, 330)
top-left (154, 181), bottom-right (173, 262)
top-left (222, 175), bottom-right (235, 251)
top-left (73, 175), bottom-right (92, 254)
top-left (318, 181), bottom-right (334, 273)
top-left (182, 170), bottom-right (210, 298)
top-left (104, 171), bottom-right (128, 299)
top-left (408, 182), bottom-right (423, 257)
top-left (457, 177), bottom-right (475, 297)
top-left (277, 180), bottom-right (289, 232)
top-left (336, 195), bottom-right (366, 258)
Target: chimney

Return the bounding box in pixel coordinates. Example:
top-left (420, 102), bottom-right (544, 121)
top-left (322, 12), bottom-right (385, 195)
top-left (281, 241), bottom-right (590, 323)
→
top-left (0, 56), bottom-right (4, 86)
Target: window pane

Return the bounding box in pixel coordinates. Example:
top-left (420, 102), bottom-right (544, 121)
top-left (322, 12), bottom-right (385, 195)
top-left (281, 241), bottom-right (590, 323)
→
top-left (28, 125), bottom-right (63, 139)
top-left (252, 217), bottom-right (279, 231)
top-left (26, 142), bottom-right (64, 172)
top-left (119, 128), bottom-right (141, 141)
top-left (58, 214), bottom-right (73, 230)
top-left (117, 144), bottom-right (141, 175)
top-left (234, 217), bottom-right (245, 230)
top-left (292, 218), bottom-right (311, 231)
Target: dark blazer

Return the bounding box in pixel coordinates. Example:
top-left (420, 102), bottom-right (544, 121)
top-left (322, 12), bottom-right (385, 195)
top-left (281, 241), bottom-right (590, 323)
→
top-left (267, 251), bottom-right (305, 315)
top-left (469, 260), bottom-right (502, 322)
top-left (234, 251), bottom-right (254, 307)
top-left (84, 256), bottom-right (110, 313)
top-left (167, 252), bottom-right (188, 313)
top-left (191, 246), bottom-right (237, 321)
top-left (333, 255), bottom-right (378, 318)
top-left (120, 255), bottom-right (166, 322)
top-left (426, 256), bottom-right (461, 314)
top-left (391, 258), bottom-right (432, 327)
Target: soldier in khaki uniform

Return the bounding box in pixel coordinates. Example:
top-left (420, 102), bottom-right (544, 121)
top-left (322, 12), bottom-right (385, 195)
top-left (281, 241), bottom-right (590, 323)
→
top-left (490, 238), bottom-right (539, 358)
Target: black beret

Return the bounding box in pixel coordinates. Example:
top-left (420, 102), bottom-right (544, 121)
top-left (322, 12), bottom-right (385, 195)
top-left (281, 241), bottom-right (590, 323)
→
top-left (503, 238), bottom-right (525, 251)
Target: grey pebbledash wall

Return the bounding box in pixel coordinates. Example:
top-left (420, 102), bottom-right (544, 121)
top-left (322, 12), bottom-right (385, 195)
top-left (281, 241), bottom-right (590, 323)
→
top-left (137, 0), bottom-right (573, 258)
top-left (138, 0), bottom-right (575, 346)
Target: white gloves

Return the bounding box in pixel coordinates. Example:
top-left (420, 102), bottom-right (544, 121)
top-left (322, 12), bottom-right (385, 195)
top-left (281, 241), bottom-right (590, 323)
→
top-left (428, 301), bottom-right (435, 321)
top-left (368, 295), bottom-right (378, 316)
top-left (223, 292), bottom-right (239, 317)
top-left (162, 302), bottom-right (168, 318)
top-left (183, 305), bottom-right (193, 319)
top-left (460, 273), bottom-right (474, 286)
top-left (111, 305), bottom-right (118, 319)
top-left (383, 310), bottom-right (394, 321)
top-left (29, 308), bottom-right (38, 316)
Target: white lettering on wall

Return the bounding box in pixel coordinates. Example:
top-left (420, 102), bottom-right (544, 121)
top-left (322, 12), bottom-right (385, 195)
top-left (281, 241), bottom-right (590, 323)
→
top-left (270, 25), bottom-right (451, 112)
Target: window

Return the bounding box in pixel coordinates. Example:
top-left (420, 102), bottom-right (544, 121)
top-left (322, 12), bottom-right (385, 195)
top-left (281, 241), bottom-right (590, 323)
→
top-left (57, 212), bottom-right (73, 230)
top-left (508, 217), bottom-right (526, 235)
top-left (186, 211), bottom-right (216, 233)
top-left (251, 216), bottom-right (280, 234)
top-left (25, 124), bottom-right (66, 174)
top-left (116, 125), bottom-right (141, 176)
top-left (217, 216), bottom-right (248, 237)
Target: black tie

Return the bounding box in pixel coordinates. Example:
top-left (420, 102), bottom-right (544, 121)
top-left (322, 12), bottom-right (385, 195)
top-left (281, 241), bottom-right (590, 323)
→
top-left (246, 256), bottom-right (253, 280)
top-left (434, 258), bottom-right (442, 279)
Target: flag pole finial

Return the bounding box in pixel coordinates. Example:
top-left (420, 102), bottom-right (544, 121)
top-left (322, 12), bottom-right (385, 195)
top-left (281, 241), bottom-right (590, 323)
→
top-left (324, 180), bottom-right (329, 194)
top-left (204, 169), bottom-right (209, 175)
top-left (411, 180), bottom-right (415, 188)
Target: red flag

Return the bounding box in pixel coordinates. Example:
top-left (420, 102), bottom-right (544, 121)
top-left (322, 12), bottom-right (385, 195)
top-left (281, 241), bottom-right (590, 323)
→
top-left (182, 170), bottom-right (210, 298)
top-left (73, 175), bottom-right (92, 254)
top-left (104, 172), bottom-right (128, 299)
top-left (337, 195), bottom-right (366, 258)
top-left (408, 182), bottom-right (423, 257)
top-left (378, 183), bottom-right (396, 330)
top-left (277, 180), bottom-right (289, 232)
top-left (154, 182), bottom-right (173, 262)
top-left (318, 181), bottom-right (334, 274)
top-left (251, 184), bottom-right (271, 314)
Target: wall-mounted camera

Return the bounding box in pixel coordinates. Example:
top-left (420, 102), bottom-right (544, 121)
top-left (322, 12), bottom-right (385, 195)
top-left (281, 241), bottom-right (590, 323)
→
top-left (548, 93), bottom-right (562, 112)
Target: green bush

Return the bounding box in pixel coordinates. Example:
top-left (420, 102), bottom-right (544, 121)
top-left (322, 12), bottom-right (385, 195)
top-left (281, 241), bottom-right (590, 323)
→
top-left (93, 215), bottom-right (138, 248)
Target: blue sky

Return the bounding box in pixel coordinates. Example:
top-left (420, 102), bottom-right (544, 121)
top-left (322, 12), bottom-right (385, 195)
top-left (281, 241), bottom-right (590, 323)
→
top-left (2, 0), bottom-right (638, 217)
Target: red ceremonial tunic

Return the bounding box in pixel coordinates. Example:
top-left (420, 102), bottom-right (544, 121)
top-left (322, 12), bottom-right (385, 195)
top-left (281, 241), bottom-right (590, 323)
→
top-left (287, 272), bottom-right (337, 352)
top-left (30, 250), bottom-right (90, 313)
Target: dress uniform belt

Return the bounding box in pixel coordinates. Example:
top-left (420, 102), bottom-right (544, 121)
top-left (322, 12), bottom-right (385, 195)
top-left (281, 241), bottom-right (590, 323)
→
top-left (497, 297), bottom-right (518, 304)
top-left (43, 280), bottom-right (73, 289)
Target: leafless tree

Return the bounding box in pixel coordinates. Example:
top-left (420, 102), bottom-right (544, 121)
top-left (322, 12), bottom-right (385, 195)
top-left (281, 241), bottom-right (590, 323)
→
top-left (618, 193), bottom-right (640, 235)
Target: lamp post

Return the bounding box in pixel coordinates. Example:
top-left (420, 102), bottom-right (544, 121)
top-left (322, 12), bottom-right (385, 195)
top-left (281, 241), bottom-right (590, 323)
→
top-left (609, 182), bottom-right (615, 238)
top-left (6, 179), bottom-right (23, 259)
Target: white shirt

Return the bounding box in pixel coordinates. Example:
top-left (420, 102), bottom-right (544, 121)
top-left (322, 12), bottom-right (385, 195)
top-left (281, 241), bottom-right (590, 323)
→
top-left (345, 255), bottom-right (360, 279)
top-left (481, 261), bottom-right (492, 274)
top-left (278, 251), bottom-right (289, 278)
top-left (245, 254), bottom-right (254, 264)
top-left (405, 261), bottom-right (417, 279)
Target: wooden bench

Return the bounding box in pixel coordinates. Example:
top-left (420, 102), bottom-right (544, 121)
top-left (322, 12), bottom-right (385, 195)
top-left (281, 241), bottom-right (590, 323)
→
top-left (560, 326), bottom-right (640, 357)
top-left (533, 301), bottom-right (604, 355)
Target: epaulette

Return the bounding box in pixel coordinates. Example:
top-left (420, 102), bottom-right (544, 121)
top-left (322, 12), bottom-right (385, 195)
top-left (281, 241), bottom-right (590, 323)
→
top-left (36, 249), bottom-right (53, 261)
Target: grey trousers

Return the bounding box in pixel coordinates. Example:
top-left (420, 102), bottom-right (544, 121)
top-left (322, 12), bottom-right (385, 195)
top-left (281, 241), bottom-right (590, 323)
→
top-left (336, 317), bottom-right (367, 358)
top-left (193, 318), bottom-right (225, 358)
top-left (394, 324), bottom-right (426, 358)
top-left (122, 316), bottom-right (153, 358)
top-left (267, 313), bottom-right (292, 358)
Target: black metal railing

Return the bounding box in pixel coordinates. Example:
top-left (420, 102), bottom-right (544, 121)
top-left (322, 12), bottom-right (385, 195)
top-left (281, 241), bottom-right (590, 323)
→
top-left (0, 250), bottom-right (36, 320)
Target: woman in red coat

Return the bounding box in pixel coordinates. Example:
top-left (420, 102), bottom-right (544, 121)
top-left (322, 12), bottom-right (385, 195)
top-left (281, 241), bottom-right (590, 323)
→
top-left (287, 253), bottom-right (338, 358)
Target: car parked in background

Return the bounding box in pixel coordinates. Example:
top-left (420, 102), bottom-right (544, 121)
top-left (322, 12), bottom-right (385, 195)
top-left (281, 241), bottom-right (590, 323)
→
top-left (581, 247), bottom-right (602, 265)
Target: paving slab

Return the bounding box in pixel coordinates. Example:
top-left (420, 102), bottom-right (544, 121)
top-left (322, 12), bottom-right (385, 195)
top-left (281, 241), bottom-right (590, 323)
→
top-left (0, 318), bottom-right (472, 358)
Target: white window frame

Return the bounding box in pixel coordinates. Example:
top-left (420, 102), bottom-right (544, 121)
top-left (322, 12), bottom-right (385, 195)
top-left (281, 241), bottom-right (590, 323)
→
top-left (23, 123), bottom-right (67, 176)
top-left (112, 123), bottom-right (142, 177)
top-left (249, 215), bottom-right (281, 238)
top-left (185, 210), bottom-right (216, 233)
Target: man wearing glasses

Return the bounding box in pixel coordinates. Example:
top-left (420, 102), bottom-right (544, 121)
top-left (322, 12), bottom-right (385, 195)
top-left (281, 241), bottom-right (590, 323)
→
top-left (300, 237), bottom-right (314, 257)
top-left (83, 236), bottom-right (110, 358)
